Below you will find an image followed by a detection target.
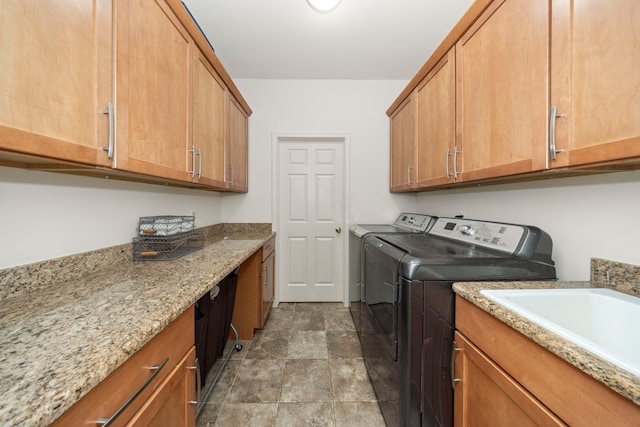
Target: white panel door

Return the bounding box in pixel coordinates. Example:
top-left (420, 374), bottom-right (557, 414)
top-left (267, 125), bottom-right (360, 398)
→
top-left (279, 140), bottom-right (344, 302)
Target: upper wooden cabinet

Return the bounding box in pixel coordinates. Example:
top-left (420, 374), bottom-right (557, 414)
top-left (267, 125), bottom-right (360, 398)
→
top-left (227, 95), bottom-right (249, 192)
top-left (455, 0), bottom-right (549, 182)
top-left (192, 48), bottom-right (226, 187)
top-left (0, 0), bottom-right (112, 166)
top-left (389, 95), bottom-right (416, 192)
top-left (549, 0), bottom-right (640, 168)
top-left (0, 0), bottom-right (251, 192)
top-left (389, 0), bottom-right (640, 191)
top-left (416, 48), bottom-right (457, 188)
top-left (112, 0), bottom-right (192, 182)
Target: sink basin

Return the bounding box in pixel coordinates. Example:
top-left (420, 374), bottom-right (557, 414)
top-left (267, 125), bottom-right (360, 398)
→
top-left (479, 288), bottom-right (640, 377)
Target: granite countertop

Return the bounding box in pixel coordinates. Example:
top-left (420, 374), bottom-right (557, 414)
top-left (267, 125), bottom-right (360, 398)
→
top-left (0, 226), bottom-right (274, 427)
top-left (453, 280), bottom-right (640, 406)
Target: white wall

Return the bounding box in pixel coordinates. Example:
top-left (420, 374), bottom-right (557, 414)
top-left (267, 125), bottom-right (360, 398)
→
top-left (221, 79), bottom-right (416, 225)
top-left (416, 170), bottom-right (640, 281)
top-left (0, 167), bottom-right (223, 269)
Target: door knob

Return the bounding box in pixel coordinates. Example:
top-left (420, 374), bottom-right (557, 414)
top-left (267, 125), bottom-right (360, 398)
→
top-left (335, 227), bottom-right (342, 233)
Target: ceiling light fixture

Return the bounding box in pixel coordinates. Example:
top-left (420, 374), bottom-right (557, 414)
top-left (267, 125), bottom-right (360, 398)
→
top-left (307, 0), bottom-right (342, 13)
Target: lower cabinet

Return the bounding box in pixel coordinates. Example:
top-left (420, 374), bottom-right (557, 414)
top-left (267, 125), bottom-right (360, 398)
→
top-left (453, 331), bottom-right (564, 427)
top-left (261, 236), bottom-right (276, 327)
top-left (232, 236), bottom-right (276, 339)
top-left (51, 307), bottom-right (196, 427)
top-left (454, 296), bottom-right (640, 426)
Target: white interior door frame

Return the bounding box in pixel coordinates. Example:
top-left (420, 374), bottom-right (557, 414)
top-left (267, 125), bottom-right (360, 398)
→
top-left (272, 132), bottom-right (351, 306)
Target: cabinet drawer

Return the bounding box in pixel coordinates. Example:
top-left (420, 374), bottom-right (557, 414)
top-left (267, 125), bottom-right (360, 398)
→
top-left (52, 307), bottom-right (194, 427)
top-left (262, 235), bottom-right (275, 261)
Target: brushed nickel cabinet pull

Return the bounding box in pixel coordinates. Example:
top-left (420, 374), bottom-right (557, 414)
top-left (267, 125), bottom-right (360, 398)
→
top-left (452, 146), bottom-right (460, 180)
top-left (102, 102), bottom-right (114, 159)
top-left (189, 145), bottom-right (197, 179)
top-left (451, 341), bottom-right (462, 389)
top-left (446, 149), bottom-right (451, 180)
top-left (188, 359), bottom-right (201, 407)
top-left (549, 105), bottom-right (565, 160)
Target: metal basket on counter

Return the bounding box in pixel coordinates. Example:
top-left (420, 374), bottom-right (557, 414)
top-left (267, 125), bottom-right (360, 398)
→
top-left (133, 230), bottom-right (204, 261)
top-left (137, 215), bottom-right (195, 237)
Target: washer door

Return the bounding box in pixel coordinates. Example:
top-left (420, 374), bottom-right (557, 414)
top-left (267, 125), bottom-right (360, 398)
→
top-left (362, 236), bottom-right (405, 361)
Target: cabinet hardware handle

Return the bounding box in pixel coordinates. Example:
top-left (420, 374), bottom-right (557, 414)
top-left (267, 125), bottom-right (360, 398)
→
top-left (96, 357), bottom-right (169, 426)
top-left (453, 146), bottom-right (460, 180)
top-left (263, 266), bottom-right (268, 286)
top-left (407, 164), bottom-right (412, 186)
top-left (335, 226), bottom-right (342, 234)
top-left (446, 149), bottom-right (450, 180)
top-left (446, 149), bottom-right (451, 180)
top-left (102, 102), bottom-right (114, 160)
top-left (188, 359), bottom-right (201, 408)
top-left (189, 145), bottom-right (197, 179)
top-left (197, 148), bottom-right (202, 179)
top-left (229, 165), bottom-right (234, 185)
top-left (549, 105), bottom-right (565, 160)
top-left (451, 341), bottom-right (462, 389)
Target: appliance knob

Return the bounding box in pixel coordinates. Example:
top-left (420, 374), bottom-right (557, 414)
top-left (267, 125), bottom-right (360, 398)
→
top-left (459, 225), bottom-right (475, 236)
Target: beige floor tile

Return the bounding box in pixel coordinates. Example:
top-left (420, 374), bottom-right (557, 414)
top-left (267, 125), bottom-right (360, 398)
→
top-left (280, 359), bottom-right (332, 403)
top-left (276, 403), bottom-right (335, 427)
top-left (329, 358), bottom-right (377, 402)
top-left (287, 330), bottom-right (328, 359)
top-left (292, 309), bottom-right (326, 331)
top-left (294, 302), bottom-right (326, 312)
top-left (226, 359), bottom-right (285, 403)
top-left (262, 309), bottom-right (294, 332)
top-left (246, 329), bottom-right (289, 359)
top-left (202, 359), bottom-right (241, 403)
top-left (215, 402), bottom-right (278, 427)
top-left (326, 330), bottom-right (361, 359)
top-left (324, 310), bottom-right (356, 331)
top-left (333, 402), bottom-right (385, 427)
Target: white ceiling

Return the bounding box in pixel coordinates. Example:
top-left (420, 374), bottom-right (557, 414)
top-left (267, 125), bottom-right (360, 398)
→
top-left (181, 0), bottom-right (474, 80)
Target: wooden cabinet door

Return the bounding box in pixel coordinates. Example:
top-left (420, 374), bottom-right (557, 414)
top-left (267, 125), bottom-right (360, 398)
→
top-left (389, 94), bottom-right (416, 192)
top-left (192, 48), bottom-right (226, 187)
top-left (261, 250), bottom-right (275, 327)
top-left (114, 0), bottom-right (192, 182)
top-left (232, 250), bottom-right (261, 340)
top-left (455, 0), bottom-right (549, 182)
top-left (227, 95), bottom-right (249, 192)
top-left (453, 332), bottom-right (566, 427)
top-left (127, 347), bottom-right (196, 427)
top-left (550, 0), bottom-right (640, 168)
top-left (0, 0), bottom-right (112, 166)
top-left (416, 48), bottom-right (457, 188)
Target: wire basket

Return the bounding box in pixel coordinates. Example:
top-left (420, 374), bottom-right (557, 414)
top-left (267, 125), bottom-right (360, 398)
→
top-left (138, 215), bottom-right (195, 237)
top-left (133, 230), bottom-right (204, 261)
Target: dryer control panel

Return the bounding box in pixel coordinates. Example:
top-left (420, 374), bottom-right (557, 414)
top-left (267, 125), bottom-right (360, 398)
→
top-left (429, 217), bottom-right (526, 253)
top-left (393, 213), bottom-right (436, 233)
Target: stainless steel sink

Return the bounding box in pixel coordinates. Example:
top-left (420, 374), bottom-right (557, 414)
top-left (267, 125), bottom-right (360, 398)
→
top-left (480, 288), bottom-right (640, 377)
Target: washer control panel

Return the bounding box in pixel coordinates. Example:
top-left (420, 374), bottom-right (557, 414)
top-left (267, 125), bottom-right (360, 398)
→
top-left (393, 213), bottom-right (436, 233)
top-left (429, 217), bottom-right (526, 253)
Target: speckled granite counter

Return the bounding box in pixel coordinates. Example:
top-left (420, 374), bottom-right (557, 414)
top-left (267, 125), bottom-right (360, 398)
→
top-left (453, 258), bottom-right (640, 407)
top-left (0, 223), bottom-right (274, 427)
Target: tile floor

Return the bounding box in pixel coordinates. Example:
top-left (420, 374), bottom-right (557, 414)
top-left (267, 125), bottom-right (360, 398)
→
top-left (196, 302), bottom-right (386, 427)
